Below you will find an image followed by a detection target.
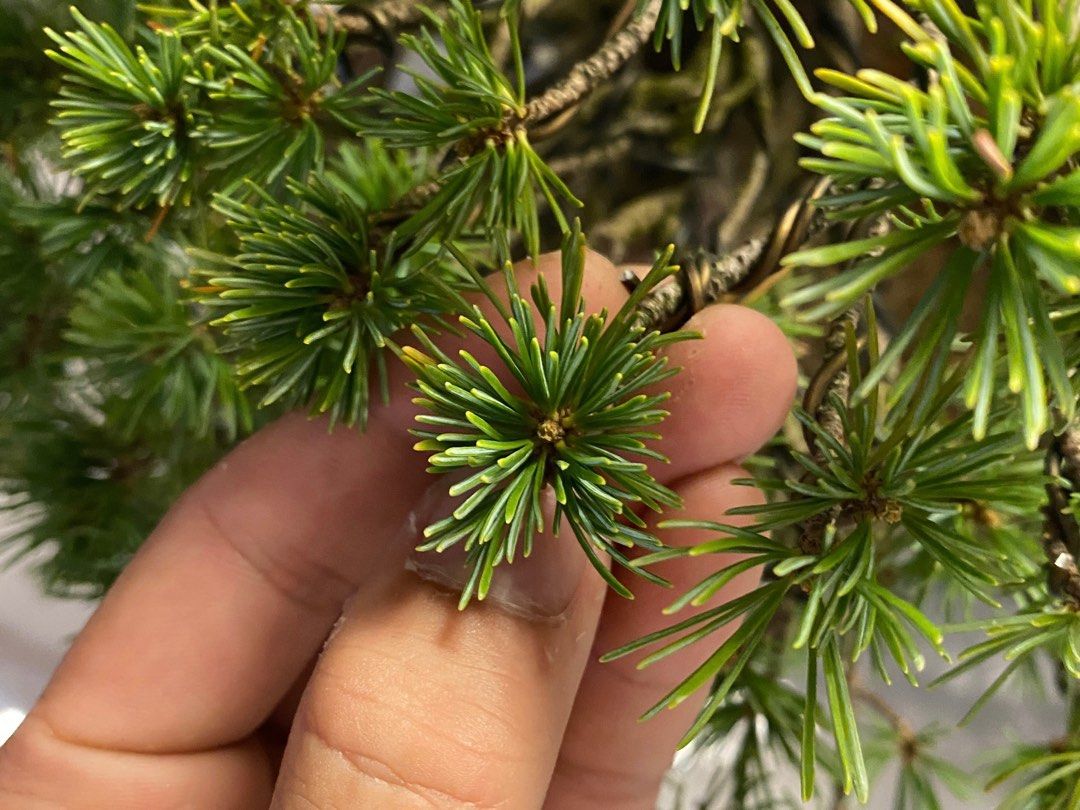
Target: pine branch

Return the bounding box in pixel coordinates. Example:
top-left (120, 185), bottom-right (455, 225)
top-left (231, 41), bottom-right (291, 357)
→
top-left (790, 0), bottom-right (1080, 448)
top-left (197, 141), bottom-right (468, 429)
top-left (364, 0), bottom-right (581, 255)
top-left (798, 309), bottom-right (860, 556)
top-left (400, 223), bottom-right (695, 607)
top-left (627, 237), bottom-right (766, 332)
top-left (523, 0), bottom-right (662, 124)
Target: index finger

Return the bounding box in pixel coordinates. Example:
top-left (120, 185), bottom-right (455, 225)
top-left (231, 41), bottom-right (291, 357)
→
top-left (26, 406), bottom-right (432, 755)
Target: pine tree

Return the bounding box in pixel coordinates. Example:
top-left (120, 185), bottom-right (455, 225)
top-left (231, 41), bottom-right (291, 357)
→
top-left (1, 0), bottom-right (1078, 805)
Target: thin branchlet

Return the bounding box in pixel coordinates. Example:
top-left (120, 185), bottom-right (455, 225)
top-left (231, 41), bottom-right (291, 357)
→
top-left (797, 310), bottom-right (859, 555)
top-left (628, 178), bottom-right (831, 332)
top-left (524, 0), bottom-right (663, 123)
top-left (401, 226), bottom-right (694, 607)
top-left (629, 237), bottom-right (766, 331)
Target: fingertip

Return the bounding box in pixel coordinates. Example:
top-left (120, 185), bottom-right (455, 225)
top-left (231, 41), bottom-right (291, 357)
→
top-left (518, 246), bottom-right (624, 311)
top-left (697, 303), bottom-right (798, 394)
top-left (660, 304), bottom-right (797, 479)
top-left (683, 304), bottom-right (798, 419)
top-left (583, 247), bottom-right (620, 275)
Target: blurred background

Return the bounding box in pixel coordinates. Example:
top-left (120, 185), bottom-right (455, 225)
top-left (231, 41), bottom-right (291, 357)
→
top-left (0, 552), bottom-right (93, 746)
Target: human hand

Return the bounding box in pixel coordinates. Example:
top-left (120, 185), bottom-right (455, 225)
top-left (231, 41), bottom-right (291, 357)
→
top-left (0, 250), bottom-right (796, 809)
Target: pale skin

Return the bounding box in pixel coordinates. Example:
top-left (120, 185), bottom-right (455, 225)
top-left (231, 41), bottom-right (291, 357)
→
top-left (0, 249), bottom-right (797, 809)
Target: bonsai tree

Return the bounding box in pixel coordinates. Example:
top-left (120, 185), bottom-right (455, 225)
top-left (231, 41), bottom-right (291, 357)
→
top-left (1, 0), bottom-right (1078, 805)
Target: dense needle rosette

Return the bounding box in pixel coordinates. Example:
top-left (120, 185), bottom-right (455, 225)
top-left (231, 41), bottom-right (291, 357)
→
top-left (399, 226), bottom-right (695, 607)
top-left (199, 143), bottom-right (468, 429)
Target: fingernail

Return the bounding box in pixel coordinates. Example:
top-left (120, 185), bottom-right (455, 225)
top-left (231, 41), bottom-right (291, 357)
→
top-left (403, 481), bottom-right (590, 623)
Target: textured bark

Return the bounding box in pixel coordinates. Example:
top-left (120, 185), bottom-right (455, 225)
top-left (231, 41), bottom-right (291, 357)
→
top-left (524, 0), bottom-right (663, 123)
top-left (630, 237), bottom-right (767, 332)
